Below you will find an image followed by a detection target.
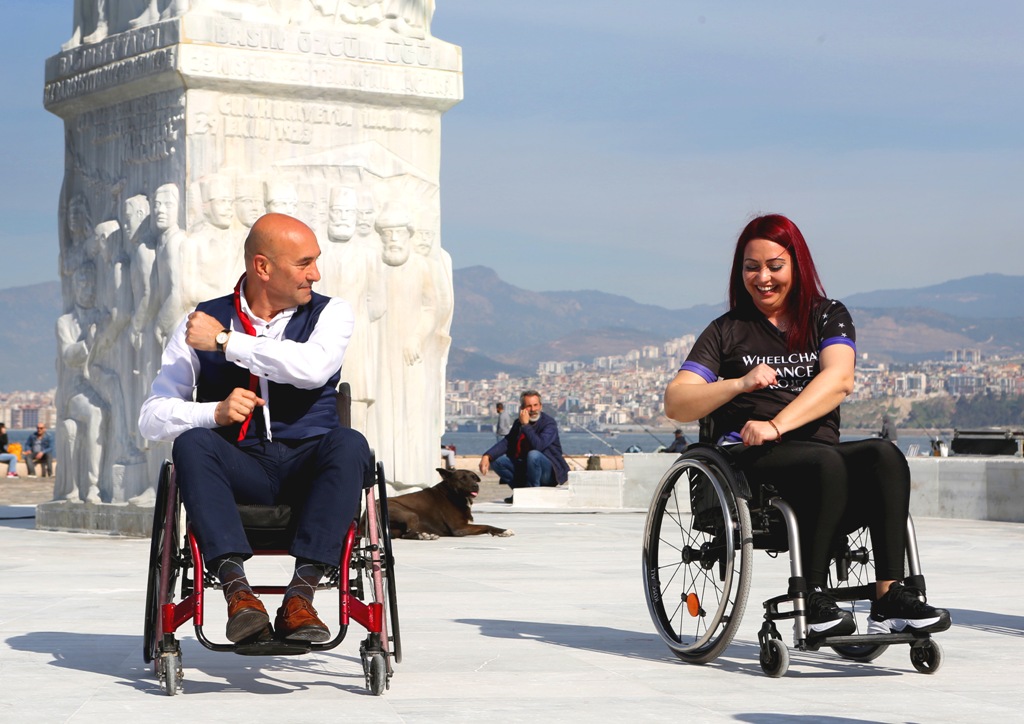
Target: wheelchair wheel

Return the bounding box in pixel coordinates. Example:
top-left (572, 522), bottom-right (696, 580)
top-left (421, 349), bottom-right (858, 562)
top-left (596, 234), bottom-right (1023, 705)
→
top-left (144, 462), bottom-right (182, 666)
top-left (642, 449), bottom-right (752, 664)
top-left (359, 462), bottom-right (401, 682)
top-left (367, 653), bottom-right (387, 696)
top-left (375, 463), bottom-right (402, 664)
top-left (157, 647), bottom-right (183, 695)
top-left (828, 525), bottom-right (888, 662)
top-left (759, 637), bottom-right (790, 678)
top-left (910, 638), bottom-right (942, 674)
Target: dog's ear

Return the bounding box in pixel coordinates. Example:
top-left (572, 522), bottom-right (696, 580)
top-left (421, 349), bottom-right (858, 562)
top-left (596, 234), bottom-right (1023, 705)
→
top-left (436, 467), bottom-right (451, 478)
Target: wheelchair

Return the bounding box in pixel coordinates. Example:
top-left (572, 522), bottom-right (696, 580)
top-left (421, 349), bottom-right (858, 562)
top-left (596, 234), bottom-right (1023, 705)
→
top-left (642, 442), bottom-right (944, 677)
top-left (143, 434), bottom-right (401, 696)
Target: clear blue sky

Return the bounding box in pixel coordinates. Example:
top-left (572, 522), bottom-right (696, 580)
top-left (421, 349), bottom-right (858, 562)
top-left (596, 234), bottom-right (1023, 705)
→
top-left (4, 1), bottom-right (1022, 308)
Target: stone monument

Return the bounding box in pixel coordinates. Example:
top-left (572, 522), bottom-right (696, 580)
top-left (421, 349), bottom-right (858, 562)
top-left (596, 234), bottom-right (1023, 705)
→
top-left (41, 0), bottom-right (461, 532)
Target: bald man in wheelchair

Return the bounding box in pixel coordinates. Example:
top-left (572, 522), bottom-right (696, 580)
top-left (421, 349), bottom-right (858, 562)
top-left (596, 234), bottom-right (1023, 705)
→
top-left (139, 213), bottom-right (371, 644)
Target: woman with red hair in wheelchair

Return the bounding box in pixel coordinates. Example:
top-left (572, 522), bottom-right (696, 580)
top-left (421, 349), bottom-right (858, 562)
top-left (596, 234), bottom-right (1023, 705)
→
top-left (664, 213), bottom-right (950, 642)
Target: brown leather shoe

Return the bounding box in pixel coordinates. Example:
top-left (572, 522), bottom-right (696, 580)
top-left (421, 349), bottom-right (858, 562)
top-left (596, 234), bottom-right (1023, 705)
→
top-left (225, 590), bottom-right (270, 642)
top-left (275, 595), bottom-right (331, 642)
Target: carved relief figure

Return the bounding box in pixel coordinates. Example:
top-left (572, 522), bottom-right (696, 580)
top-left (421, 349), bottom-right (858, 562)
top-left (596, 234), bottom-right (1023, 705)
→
top-left (386, 0), bottom-right (435, 38)
top-left (375, 203), bottom-right (437, 488)
top-left (413, 209), bottom-right (452, 442)
top-left (54, 263), bottom-right (105, 504)
top-left (64, 0), bottom-right (109, 50)
top-left (312, 0), bottom-right (386, 27)
top-left (62, 194), bottom-right (94, 306)
top-left (123, 194), bottom-right (160, 452)
top-left (153, 183), bottom-right (190, 345)
top-left (355, 186), bottom-right (382, 251)
top-left (320, 185), bottom-right (385, 435)
top-left (184, 175), bottom-right (245, 308)
top-left (63, 0), bottom-right (186, 49)
top-left (235, 176), bottom-right (265, 230)
top-left (265, 178), bottom-right (300, 217)
top-left (86, 220), bottom-right (139, 499)
top-left (297, 183), bottom-right (321, 234)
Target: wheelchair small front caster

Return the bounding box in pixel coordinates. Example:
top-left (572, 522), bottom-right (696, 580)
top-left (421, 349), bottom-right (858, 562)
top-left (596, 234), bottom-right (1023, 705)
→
top-left (158, 650), bottom-right (183, 695)
top-left (366, 653), bottom-right (387, 695)
top-left (759, 638), bottom-right (790, 678)
top-left (910, 638), bottom-right (943, 674)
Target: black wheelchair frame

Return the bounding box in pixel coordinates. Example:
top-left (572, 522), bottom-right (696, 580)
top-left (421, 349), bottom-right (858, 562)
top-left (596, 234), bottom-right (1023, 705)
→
top-left (143, 455), bottom-right (401, 696)
top-left (642, 443), bottom-right (943, 677)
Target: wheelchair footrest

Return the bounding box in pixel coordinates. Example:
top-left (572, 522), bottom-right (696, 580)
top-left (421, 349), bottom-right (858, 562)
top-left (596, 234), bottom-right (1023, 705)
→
top-left (810, 631), bottom-right (930, 648)
top-left (233, 639), bottom-right (312, 657)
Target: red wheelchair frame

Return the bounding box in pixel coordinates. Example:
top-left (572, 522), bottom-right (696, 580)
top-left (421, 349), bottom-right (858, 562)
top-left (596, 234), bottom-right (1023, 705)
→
top-left (143, 457), bottom-right (401, 695)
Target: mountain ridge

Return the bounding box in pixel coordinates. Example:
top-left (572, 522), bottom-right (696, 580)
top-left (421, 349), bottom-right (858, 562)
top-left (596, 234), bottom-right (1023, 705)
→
top-left (2, 272), bottom-right (1022, 390)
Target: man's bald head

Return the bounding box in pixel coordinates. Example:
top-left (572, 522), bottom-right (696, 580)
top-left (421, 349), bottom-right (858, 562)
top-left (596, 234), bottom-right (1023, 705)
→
top-left (242, 213), bottom-right (322, 320)
top-left (244, 213), bottom-right (315, 266)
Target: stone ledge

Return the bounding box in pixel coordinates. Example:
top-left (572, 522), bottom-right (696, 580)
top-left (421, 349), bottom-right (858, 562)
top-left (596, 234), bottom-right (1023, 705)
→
top-left (36, 500), bottom-right (153, 538)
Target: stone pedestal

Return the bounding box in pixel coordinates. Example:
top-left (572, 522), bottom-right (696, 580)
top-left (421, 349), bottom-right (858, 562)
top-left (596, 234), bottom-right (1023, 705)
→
top-left (36, 500), bottom-right (154, 538)
top-left (43, 4), bottom-right (462, 520)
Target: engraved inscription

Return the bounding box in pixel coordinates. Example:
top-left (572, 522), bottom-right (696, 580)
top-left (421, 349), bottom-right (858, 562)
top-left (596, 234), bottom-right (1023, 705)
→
top-left (78, 95), bottom-right (185, 165)
top-left (57, 25), bottom-right (172, 76)
top-left (193, 20), bottom-right (435, 67)
top-left (45, 48), bottom-right (177, 106)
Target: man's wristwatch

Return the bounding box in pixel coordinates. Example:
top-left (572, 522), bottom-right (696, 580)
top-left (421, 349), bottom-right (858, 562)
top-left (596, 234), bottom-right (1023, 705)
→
top-left (215, 329), bottom-right (231, 352)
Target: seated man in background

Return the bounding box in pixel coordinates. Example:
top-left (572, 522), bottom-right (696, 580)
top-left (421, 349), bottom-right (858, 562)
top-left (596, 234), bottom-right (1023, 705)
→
top-left (139, 213), bottom-right (371, 644)
top-left (663, 428), bottom-right (689, 453)
top-left (23, 423), bottom-right (54, 477)
top-left (1, 422), bottom-right (19, 477)
top-left (479, 390), bottom-right (569, 502)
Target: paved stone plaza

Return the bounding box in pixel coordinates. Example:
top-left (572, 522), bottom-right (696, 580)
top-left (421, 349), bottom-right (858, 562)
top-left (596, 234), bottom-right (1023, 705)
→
top-left (1, 497), bottom-right (1022, 723)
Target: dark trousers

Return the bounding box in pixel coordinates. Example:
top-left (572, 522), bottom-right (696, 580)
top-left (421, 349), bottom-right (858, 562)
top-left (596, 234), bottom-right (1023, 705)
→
top-left (25, 453), bottom-right (53, 477)
top-left (736, 438), bottom-right (910, 587)
top-left (172, 427), bottom-right (370, 566)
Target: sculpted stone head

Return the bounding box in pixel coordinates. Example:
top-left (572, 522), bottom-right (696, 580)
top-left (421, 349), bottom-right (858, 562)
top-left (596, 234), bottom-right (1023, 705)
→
top-left (356, 188), bottom-right (378, 237)
top-left (72, 262), bottom-right (98, 309)
top-left (201, 175), bottom-right (235, 229)
top-left (376, 203), bottom-right (415, 267)
top-left (298, 184), bottom-right (319, 229)
top-left (327, 186), bottom-right (358, 242)
top-left (122, 194), bottom-right (150, 242)
top-left (264, 179), bottom-right (299, 216)
top-left (153, 184), bottom-right (181, 233)
top-left (415, 211), bottom-right (439, 257)
top-left (68, 194), bottom-right (91, 240)
top-left (235, 177), bottom-right (265, 228)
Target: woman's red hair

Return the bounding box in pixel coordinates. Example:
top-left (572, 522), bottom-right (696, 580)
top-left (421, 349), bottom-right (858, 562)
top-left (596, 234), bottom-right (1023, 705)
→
top-left (728, 214), bottom-right (827, 351)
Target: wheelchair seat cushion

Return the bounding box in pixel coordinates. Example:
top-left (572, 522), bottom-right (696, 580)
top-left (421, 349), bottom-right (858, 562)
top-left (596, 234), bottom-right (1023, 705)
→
top-left (237, 504), bottom-right (292, 529)
top-left (236, 504), bottom-right (294, 550)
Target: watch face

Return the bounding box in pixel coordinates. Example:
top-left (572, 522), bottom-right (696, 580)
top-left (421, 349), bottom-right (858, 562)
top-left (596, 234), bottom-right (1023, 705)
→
top-left (216, 331), bottom-right (229, 346)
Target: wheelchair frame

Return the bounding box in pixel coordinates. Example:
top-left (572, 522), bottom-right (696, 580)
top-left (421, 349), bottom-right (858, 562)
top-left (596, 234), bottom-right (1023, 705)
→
top-left (642, 443), bottom-right (943, 677)
top-left (143, 457), bottom-right (402, 696)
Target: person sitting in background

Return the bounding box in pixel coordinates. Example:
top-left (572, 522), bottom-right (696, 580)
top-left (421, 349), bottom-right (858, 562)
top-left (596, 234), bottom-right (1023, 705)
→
top-left (494, 402), bottom-right (513, 441)
top-left (1, 422), bottom-right (19, 477)
top-left (23, 423), bottom-right (54, 477)
top-left (479, 390), bottom-right (569, 503)
top-left (663, 428), bottom-right (689, 453)
top-left (440, 445), bottom-right (456, 471)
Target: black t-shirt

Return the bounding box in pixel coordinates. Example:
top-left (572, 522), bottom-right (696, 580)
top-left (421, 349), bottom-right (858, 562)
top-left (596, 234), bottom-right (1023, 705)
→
top-left (679, 299), bottom-right (856, 445)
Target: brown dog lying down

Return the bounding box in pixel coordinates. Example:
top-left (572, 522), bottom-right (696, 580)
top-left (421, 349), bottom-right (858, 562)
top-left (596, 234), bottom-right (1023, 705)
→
top-left (387, 468), bottom-right (515, 540)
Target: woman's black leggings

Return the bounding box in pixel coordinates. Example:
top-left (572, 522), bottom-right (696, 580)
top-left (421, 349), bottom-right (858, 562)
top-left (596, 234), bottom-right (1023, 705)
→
top-left (735, 438), bottom-right (911, 587)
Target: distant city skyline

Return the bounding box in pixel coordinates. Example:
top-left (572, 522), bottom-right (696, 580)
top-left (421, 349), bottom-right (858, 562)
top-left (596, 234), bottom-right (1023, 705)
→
top-left (3, 1), bottom-right (1022, 309)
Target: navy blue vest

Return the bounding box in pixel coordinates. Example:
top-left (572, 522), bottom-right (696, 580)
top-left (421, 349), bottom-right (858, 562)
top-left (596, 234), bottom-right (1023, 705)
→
top-left (195, 291), bottom-right (341, 444)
